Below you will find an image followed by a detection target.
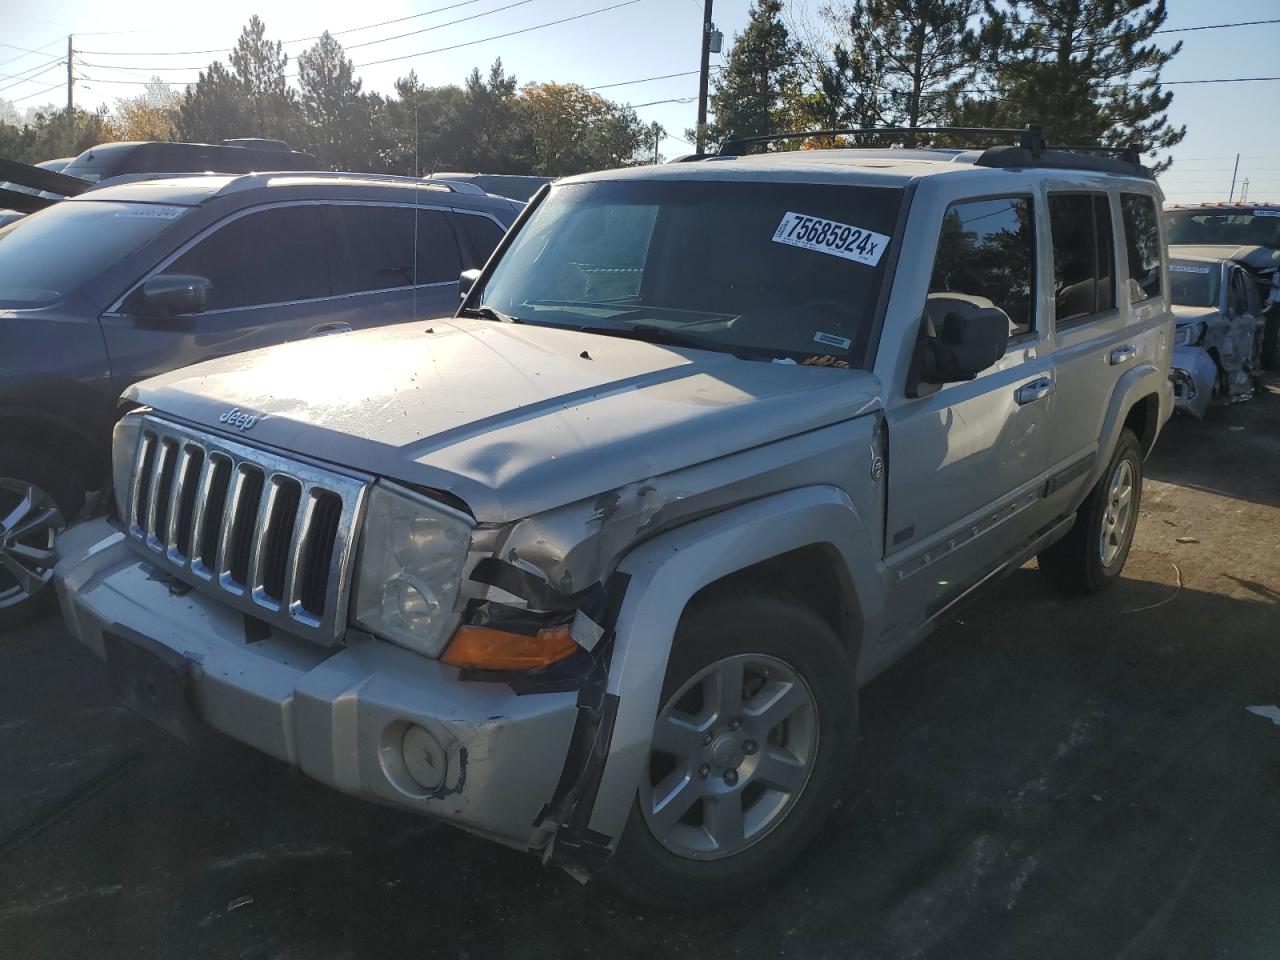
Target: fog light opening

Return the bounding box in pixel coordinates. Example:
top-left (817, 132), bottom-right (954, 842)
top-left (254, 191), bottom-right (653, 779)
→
top-left (402, 724), bottom-right (447, 791)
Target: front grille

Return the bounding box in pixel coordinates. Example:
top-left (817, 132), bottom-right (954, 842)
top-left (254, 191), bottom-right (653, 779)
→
top-left (125, 416), bottom-right (369, 644)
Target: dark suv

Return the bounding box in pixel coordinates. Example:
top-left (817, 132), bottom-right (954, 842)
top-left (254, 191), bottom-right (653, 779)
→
top-left (0, 172), bottom-right (519, 626)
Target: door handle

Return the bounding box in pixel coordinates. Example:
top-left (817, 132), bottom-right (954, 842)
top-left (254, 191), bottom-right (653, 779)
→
top-left (1015, 376), bottom-right (1054, 405)
top-left (307, 323), bottom-right (352, 338)
top-left (1109, 344), bottom-right (1136, 365)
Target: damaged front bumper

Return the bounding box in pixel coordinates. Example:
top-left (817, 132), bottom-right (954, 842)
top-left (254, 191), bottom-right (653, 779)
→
top-left (1170, 345), bottom-right (1217, 419)
top-left (54, 518), bottom-right (581, 851)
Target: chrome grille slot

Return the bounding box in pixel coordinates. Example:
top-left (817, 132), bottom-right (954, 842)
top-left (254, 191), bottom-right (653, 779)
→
top-left (123, 415), bottom-right (369, 645)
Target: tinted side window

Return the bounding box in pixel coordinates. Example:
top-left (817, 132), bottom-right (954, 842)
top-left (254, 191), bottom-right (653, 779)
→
top-left (415, 209), bottom-right (462, 283)
top-left (1120, 193), bottom-right (1162, 302)
top-left (928, 196), bottom-right (1036, 337)
top-left (1049, 193), bottom-right (1116, 324)
top-left (327, 205), bottom-right (417, 293)
top-left (166, 205), bottom-right (328, 311)
top-left (452, 212), bottom-right (506, 269)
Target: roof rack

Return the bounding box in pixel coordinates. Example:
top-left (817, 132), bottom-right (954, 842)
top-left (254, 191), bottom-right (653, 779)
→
top-left (715, 123), bottom-right (1152, 179)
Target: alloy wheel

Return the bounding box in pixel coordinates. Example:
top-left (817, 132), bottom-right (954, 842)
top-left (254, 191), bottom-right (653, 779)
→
top-left (639, 653), bottom-right (819, 860)
top-left (0, 478), bottom-right (65, 609)
top-left (1099, 458), bottom-right (1135, 567)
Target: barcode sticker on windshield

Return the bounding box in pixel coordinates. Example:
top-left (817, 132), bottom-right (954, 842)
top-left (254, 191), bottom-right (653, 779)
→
top-left (1170, 264), bottom-right (1211, 274)
top-left (772, 212), bottom-right (889, 266)
top-left (1253, 209), bottom-right (1280, 218)
top-left (117, 205), bottom-right (187, 220)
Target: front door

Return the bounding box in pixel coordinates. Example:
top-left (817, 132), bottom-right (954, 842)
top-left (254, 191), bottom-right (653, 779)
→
top-left (882, 194), bottom-right (1055, 644)
top-left (100, 204), bottom-right (335, 394)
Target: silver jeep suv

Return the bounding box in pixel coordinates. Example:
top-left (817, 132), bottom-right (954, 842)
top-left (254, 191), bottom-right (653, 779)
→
top-left (54, 128), bottom-right (1174, 905)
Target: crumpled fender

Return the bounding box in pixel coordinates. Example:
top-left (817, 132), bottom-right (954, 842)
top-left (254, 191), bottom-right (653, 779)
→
top-left (1171, 345), bottom-right (1217, 419)
top-left (582, 485), bottom-right (882, 846)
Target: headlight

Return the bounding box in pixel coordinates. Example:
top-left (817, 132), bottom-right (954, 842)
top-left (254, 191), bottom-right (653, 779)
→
top-left (111, 411), bottom-right (145, 521)
top-left (1173, 321), bottom-right (1205, 347)
top-left (352, 482), bottom-right (474, 657)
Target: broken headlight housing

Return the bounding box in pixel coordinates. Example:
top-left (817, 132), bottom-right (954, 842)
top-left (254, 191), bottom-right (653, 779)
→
top-left (352, 482), bottom-right (474, 657)
top-left (111, 410), bottom-right (146, 521)
top-left (1173, 321), bottom-right (1206, 347)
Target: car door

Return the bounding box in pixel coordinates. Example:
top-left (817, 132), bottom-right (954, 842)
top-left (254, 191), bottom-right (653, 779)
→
top-left (882, 193), bottom-right (1055, 639)
top-left (319, 204), bottom-right (463, 329)
top-left (99, 203), bottom-right (333, 392)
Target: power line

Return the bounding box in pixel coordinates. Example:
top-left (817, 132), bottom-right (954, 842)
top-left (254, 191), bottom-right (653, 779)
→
top-left (590, 68), bottom-right (701, 90)
top-left (0, 35), bottom-right (63, 71)
top-left (77, 0), bottom-right (502, 56)
top-left (7, 78), bottom-right (65, 105)
top-left (351, 0), bottom-right (646, 70)
top-left (345, 0), bottom-right (541, 51)
top-left (1154, 17), bottom-right (1280, 35)
top-left (0, 55), bottom-right (64, 91)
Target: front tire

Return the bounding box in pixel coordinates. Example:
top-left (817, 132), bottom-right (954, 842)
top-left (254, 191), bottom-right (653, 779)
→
top-left (602, 590), bottom-right (857, 907)
top-left (0, 447), bottom-right (83, 632)
top-left (1038, 428), bottom-right (1143, 596)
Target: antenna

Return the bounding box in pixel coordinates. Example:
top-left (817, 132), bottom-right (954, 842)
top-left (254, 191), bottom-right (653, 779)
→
top-left (412, 103), bottom-right (420, 326)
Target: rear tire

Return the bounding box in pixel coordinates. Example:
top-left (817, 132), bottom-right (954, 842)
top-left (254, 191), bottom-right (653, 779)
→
top-left (1262, 314), bottom-right (1280, 372)
top-left (601, 590), bottom-right (857, 907)
top-left (0, 446), bottom-right (84, 633)
top-left (1038, 428), bottom-right (1142, 596)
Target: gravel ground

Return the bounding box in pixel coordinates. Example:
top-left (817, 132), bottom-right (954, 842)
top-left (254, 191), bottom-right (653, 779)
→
top-left (2, 379), bottom-right (1278, 960)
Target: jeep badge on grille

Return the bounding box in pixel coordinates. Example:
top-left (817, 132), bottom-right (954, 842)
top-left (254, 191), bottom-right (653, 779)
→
top-left (218, 407), bottom-right (259, 431)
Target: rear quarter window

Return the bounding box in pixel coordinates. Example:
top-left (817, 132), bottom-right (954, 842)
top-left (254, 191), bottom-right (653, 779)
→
top-left (1120, 193), bottom-right (1162, 303)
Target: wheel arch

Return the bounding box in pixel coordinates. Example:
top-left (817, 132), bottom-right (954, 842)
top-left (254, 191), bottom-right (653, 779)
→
top-left (583, 485), bottom-right (883, 846)
top-left (0, 405), bottom-right (109, 488)
top-left (1092, 363), bottom-right (1170, 486)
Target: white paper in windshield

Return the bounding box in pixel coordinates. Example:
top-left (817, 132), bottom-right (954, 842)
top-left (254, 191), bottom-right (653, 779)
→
top-left (1170, 264), bottom-right (1211, 274)
top-left (772, 211), bottom-right (889, 266)
top-left (1253, 209), bottom-right (1280, 217)
top-left (117, 205), bottom-right (187, 220)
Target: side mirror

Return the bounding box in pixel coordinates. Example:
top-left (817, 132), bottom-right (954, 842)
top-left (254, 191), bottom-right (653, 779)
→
top-left (909, 306), bottom-right (1010, 395)
top-left (133, 274), bottom-right (210, 319)
top-left (458, 268), bottom-right (482, 301)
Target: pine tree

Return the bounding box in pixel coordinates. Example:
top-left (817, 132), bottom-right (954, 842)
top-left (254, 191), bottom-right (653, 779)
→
top-left (964, 0), bottom-right (1184, 165)
top-left (704, 0), bottom-right (800, 148)
top-left (178, 62), bottom-right (246, 143)
top-left (298, 32), bottom-right (373, 170)
top-left (227, 15), bottom-right (301, 141)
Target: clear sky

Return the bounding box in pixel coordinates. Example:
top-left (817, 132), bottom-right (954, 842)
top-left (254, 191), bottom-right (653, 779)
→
top-left (1, 0), bottom-right (1277, 199)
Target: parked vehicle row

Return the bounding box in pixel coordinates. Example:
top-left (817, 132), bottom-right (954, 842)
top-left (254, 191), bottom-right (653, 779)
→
top-left (47, 126), bottom-right (1173, 903)
top-left (0, 171), bottom-right (520, 626)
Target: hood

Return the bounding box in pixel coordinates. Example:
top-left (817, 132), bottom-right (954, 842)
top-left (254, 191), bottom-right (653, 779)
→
top-left (1169, 244), bottom-right (1280, 272)
top-left (1171, 305), bottom-right (1221, 325)
top-left (126, 318), bottom-right (883, 521)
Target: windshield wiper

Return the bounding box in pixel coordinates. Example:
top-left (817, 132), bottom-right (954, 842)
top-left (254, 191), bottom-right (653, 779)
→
top-left (463, 303), bottom-right (521, 324)
top-left (573, 322), bottom-right (775, 360)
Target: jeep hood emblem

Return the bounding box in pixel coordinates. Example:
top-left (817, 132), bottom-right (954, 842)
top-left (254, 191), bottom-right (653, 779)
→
top-left (218, 407), bottom-right (259, 431)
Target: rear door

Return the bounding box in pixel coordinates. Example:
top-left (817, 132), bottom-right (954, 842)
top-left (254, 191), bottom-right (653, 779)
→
top-left (319, 203), bottom-right (463, 329)
top-left (99, 203), bottom-right (333, 392)
top-left (1042, 188), bottom-right (1164, 515)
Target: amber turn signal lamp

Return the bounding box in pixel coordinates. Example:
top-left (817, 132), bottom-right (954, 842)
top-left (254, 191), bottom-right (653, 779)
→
top-left (441, 624), bottom-right (578, 671)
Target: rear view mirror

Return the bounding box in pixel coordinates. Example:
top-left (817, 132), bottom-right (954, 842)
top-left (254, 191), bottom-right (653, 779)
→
top-left (459, 268), bottom-right (482, 300)
top-left (909, 306), bottom-right (1010, 395)
top-left (134, 274), bottom-right (211, 319)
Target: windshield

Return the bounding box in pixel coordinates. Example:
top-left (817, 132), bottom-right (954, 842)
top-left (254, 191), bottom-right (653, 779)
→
top-left (1169, 259), bottom-right (1220, 308)
top-left (0, 200), bottom-right (187, 307)
top-left (1166, 209), bottom-right (1280, 249)
top-left (477, 178), bottom-right (904, 365)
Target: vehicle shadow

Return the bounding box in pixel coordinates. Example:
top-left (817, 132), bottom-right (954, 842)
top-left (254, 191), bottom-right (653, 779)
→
top-left (3, 567), bottom-right (1280, 960)
top-left (1145, 374), bottom-right (1280, 509)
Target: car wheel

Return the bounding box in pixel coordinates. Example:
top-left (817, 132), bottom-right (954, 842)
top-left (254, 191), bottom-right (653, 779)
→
top-left (1038, 428), bottom-right (1143, 596)
top-left (601, 590), bottom-right (857, 906)
top-left (1262, 314), bottom-right (1280, 371)
top-left (0, 447), bottom-right (83, 632)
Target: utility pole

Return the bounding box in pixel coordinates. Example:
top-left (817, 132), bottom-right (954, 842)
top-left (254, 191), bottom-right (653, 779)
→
top-left (1228, 152), bottom-right (1240, 202)
top-left (1241, 178), bottom-right (1250, 202)
top-left (695, 0), bottom-right (713, 154)
top-left (66, 35), bottom-right (73, 112)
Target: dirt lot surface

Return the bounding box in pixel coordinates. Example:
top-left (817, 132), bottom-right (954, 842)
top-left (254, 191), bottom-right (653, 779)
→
top-left (2, 381), bottom-right (1278, 960)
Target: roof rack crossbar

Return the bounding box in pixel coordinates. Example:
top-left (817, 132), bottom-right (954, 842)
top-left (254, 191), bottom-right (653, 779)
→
top-left (717, 125), bottom-right (1044, 157)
